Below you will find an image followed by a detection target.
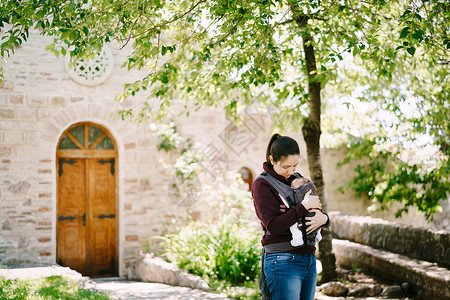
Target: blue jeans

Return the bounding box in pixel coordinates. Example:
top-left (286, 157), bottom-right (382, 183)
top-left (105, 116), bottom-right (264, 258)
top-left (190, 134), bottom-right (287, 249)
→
top-left (263, 253), bottom-right (317, 300)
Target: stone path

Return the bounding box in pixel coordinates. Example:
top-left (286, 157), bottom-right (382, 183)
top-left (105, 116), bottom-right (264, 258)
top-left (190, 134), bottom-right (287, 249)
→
top-left (93, 277), bottom-right (230, 300)
top-left (0, 264), bottom-right (230, 300)
top-left (93, 277), bottom-right (385, 300)
top-left (0, 264), bottom-right (407, 299)
top-left (92, 277), bottom-right (381, 300)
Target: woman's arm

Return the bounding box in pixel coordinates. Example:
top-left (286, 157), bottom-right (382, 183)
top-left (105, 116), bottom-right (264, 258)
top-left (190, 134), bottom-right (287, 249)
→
top-left (305, 209), bottom-right (329, 234)
top-left (252, 178), bottom-right (309, 235)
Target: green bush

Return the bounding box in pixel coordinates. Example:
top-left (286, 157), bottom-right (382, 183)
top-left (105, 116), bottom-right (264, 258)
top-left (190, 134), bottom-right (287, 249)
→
top-left (163, 216), bottom-right (261, 284)
top-left (162, 214), bottom-right (261, 285)
top-left (0, 276), bottom-right (110, 300)
top-left (158, 171), bottom-right (262, 286)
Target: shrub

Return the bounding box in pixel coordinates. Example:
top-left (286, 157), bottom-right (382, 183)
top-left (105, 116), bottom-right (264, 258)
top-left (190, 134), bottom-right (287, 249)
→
top-left (162, 214), bottom-right (261, 285)
top-left (148, 125), bottom-right (263, 289)
top-left (160, 172), bottom-right (262, 285)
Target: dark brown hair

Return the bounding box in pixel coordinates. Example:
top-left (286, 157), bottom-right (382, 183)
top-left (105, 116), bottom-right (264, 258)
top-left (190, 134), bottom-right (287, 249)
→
top-left (265, 133), bottom-right (300, 165)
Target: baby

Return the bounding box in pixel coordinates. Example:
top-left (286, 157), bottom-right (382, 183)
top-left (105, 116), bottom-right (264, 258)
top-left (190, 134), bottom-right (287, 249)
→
top-left (288, 177), bottom-right (322, 247)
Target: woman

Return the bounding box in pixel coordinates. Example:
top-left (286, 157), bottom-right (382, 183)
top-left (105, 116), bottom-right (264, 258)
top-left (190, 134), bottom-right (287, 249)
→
top-left (252, 133), bottom-right (329, 300)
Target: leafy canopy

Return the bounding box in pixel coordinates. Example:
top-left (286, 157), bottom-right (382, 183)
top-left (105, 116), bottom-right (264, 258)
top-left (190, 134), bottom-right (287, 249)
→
top-left (2, 1), bottom-right (446, 118)
top-left (1, 0), bottom-right (449, 219)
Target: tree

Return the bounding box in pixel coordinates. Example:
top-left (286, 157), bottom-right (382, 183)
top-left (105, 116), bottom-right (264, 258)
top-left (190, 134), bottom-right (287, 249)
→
top-left (1, 0), bottom-right (448, 282)
top-left (326, 52), bottom-right (449, 221)
top-left (319, 1), bottom-right (449, 221)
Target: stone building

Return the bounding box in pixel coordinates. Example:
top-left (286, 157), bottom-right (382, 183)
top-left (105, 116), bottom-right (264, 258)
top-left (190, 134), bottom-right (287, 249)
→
top-left (0, 30), bottom-right (286, 276)
top-left (1, 30), bottom-right (447, 277)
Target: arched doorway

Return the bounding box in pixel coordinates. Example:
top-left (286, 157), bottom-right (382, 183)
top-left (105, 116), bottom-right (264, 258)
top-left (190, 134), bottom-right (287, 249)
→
top-left (56, 122), bottom-right (118, 276)
top-left (238, 167), bottom-right (253, 191)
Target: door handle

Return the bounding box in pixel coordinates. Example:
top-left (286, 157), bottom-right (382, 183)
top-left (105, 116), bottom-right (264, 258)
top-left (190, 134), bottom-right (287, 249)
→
top-left (58, 215), bottom-right (76, 221)
top-left (98, 213), bottom-right (115, 219)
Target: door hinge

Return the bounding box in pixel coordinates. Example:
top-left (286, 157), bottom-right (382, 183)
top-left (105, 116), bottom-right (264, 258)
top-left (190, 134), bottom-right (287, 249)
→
top-left (98, 158), bottom-right (115, 175)
top-left (58, 215), bottom-right (76, 221)
top-left (97, 213), bottom-right (115, 219)
top-left (58, 158), bottom-right (77, 177)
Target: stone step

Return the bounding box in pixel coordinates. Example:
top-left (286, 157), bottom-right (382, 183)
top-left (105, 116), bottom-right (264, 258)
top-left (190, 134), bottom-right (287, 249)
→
top-left (329, 211), bottom-right (450, 268)
top-left (332, 239), bottom-right (450, 300)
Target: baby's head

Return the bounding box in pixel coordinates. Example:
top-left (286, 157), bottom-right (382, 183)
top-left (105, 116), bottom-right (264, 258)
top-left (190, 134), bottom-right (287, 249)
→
top-left (291, 177), bottom-right (309, 189)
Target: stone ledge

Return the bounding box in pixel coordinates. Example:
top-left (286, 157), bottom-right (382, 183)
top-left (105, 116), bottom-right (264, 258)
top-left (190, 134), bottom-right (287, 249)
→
top-left (333, 239), bottom-right (450, 300)
top-left (0, 263), bottom-right (96, 290)
top-left (0, 263), bottom-right (81, 280)
top-left (129, 257), bottom-right (210, 291)
top-left (329, 211), bottom-right (450, 268)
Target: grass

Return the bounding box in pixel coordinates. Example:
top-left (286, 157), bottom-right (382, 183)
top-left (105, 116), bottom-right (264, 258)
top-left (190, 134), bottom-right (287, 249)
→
top-left (0, 275), bottom-right (110, 300)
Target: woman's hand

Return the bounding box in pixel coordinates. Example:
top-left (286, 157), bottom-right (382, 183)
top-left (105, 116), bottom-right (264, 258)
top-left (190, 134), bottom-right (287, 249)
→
top-left (305, 209), bottom-right (327, 234)
top-left (301, 189), bottom-right (322, 210)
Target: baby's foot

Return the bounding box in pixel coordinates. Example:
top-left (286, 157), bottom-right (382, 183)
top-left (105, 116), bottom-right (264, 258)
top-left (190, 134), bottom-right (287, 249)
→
top-left (290, 238), bottom-right (304, 247)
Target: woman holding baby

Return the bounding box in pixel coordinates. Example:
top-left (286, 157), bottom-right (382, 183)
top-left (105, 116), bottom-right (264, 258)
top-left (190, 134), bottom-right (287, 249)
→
top-left (252, 133), bottom-right (329, 300)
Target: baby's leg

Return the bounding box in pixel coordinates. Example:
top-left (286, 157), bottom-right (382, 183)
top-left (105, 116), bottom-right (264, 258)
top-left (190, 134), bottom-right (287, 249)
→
top-left (315, 229), bottom-right (322, 243)
top-left (290, 223), bottom-right (304, 247)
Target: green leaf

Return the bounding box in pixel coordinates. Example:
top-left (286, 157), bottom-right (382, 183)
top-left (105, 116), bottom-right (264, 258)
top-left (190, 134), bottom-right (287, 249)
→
top-left (406, 47), bottom-right (416, 56)
top-left (399, 27), bottom-right (410, 39)
top-left (401, 9), bottom-right (411, 18)
top-left (160, 74), bottom-right (169, 84)
top-left (150, 46), bottom-right (159, 56)
top-left (411, 31), bottom-right (423, 41)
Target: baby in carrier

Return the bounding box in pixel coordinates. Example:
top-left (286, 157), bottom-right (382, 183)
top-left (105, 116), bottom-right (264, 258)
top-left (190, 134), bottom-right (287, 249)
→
top-left (287, 177), bottom-right (322, 247)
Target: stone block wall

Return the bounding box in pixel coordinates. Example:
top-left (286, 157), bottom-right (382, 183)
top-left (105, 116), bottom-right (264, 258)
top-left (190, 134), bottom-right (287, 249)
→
top-left (333, 239), bottom-right (450, 300)
top-left (0, 29), bottom-right (277, 275)
top-left (329, 211), bottom-right (450, 268)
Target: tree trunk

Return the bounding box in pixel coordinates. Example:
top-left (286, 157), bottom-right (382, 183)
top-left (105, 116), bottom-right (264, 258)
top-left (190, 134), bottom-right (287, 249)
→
top-left (290, 4), bottom-right (338, 283)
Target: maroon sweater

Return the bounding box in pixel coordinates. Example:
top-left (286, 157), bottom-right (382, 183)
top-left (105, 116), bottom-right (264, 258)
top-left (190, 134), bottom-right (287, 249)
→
top-left (252, 162), bottom-right (328, 255)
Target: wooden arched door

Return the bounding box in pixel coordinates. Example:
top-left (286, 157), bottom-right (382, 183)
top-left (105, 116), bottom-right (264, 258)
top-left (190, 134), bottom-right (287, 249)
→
top-left (56, 122), bottom-right (118, 276)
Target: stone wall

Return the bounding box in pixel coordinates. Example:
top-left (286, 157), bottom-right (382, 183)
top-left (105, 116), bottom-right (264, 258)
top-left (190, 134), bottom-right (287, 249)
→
top-left (332, 239), bottom-right (450, 300)
top-left (329, 211), bottom-right (450, 299)
top-left (329, 211), bottom-right (450, 268)
top-left (0, 29), bottom-right (277, 275)
top-left (0, 30), bottom-right (331, 276)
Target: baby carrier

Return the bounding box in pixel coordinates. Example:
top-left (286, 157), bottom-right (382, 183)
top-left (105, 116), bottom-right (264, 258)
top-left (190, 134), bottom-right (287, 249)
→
top-left (259, 171), bottom-right (321, 247)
